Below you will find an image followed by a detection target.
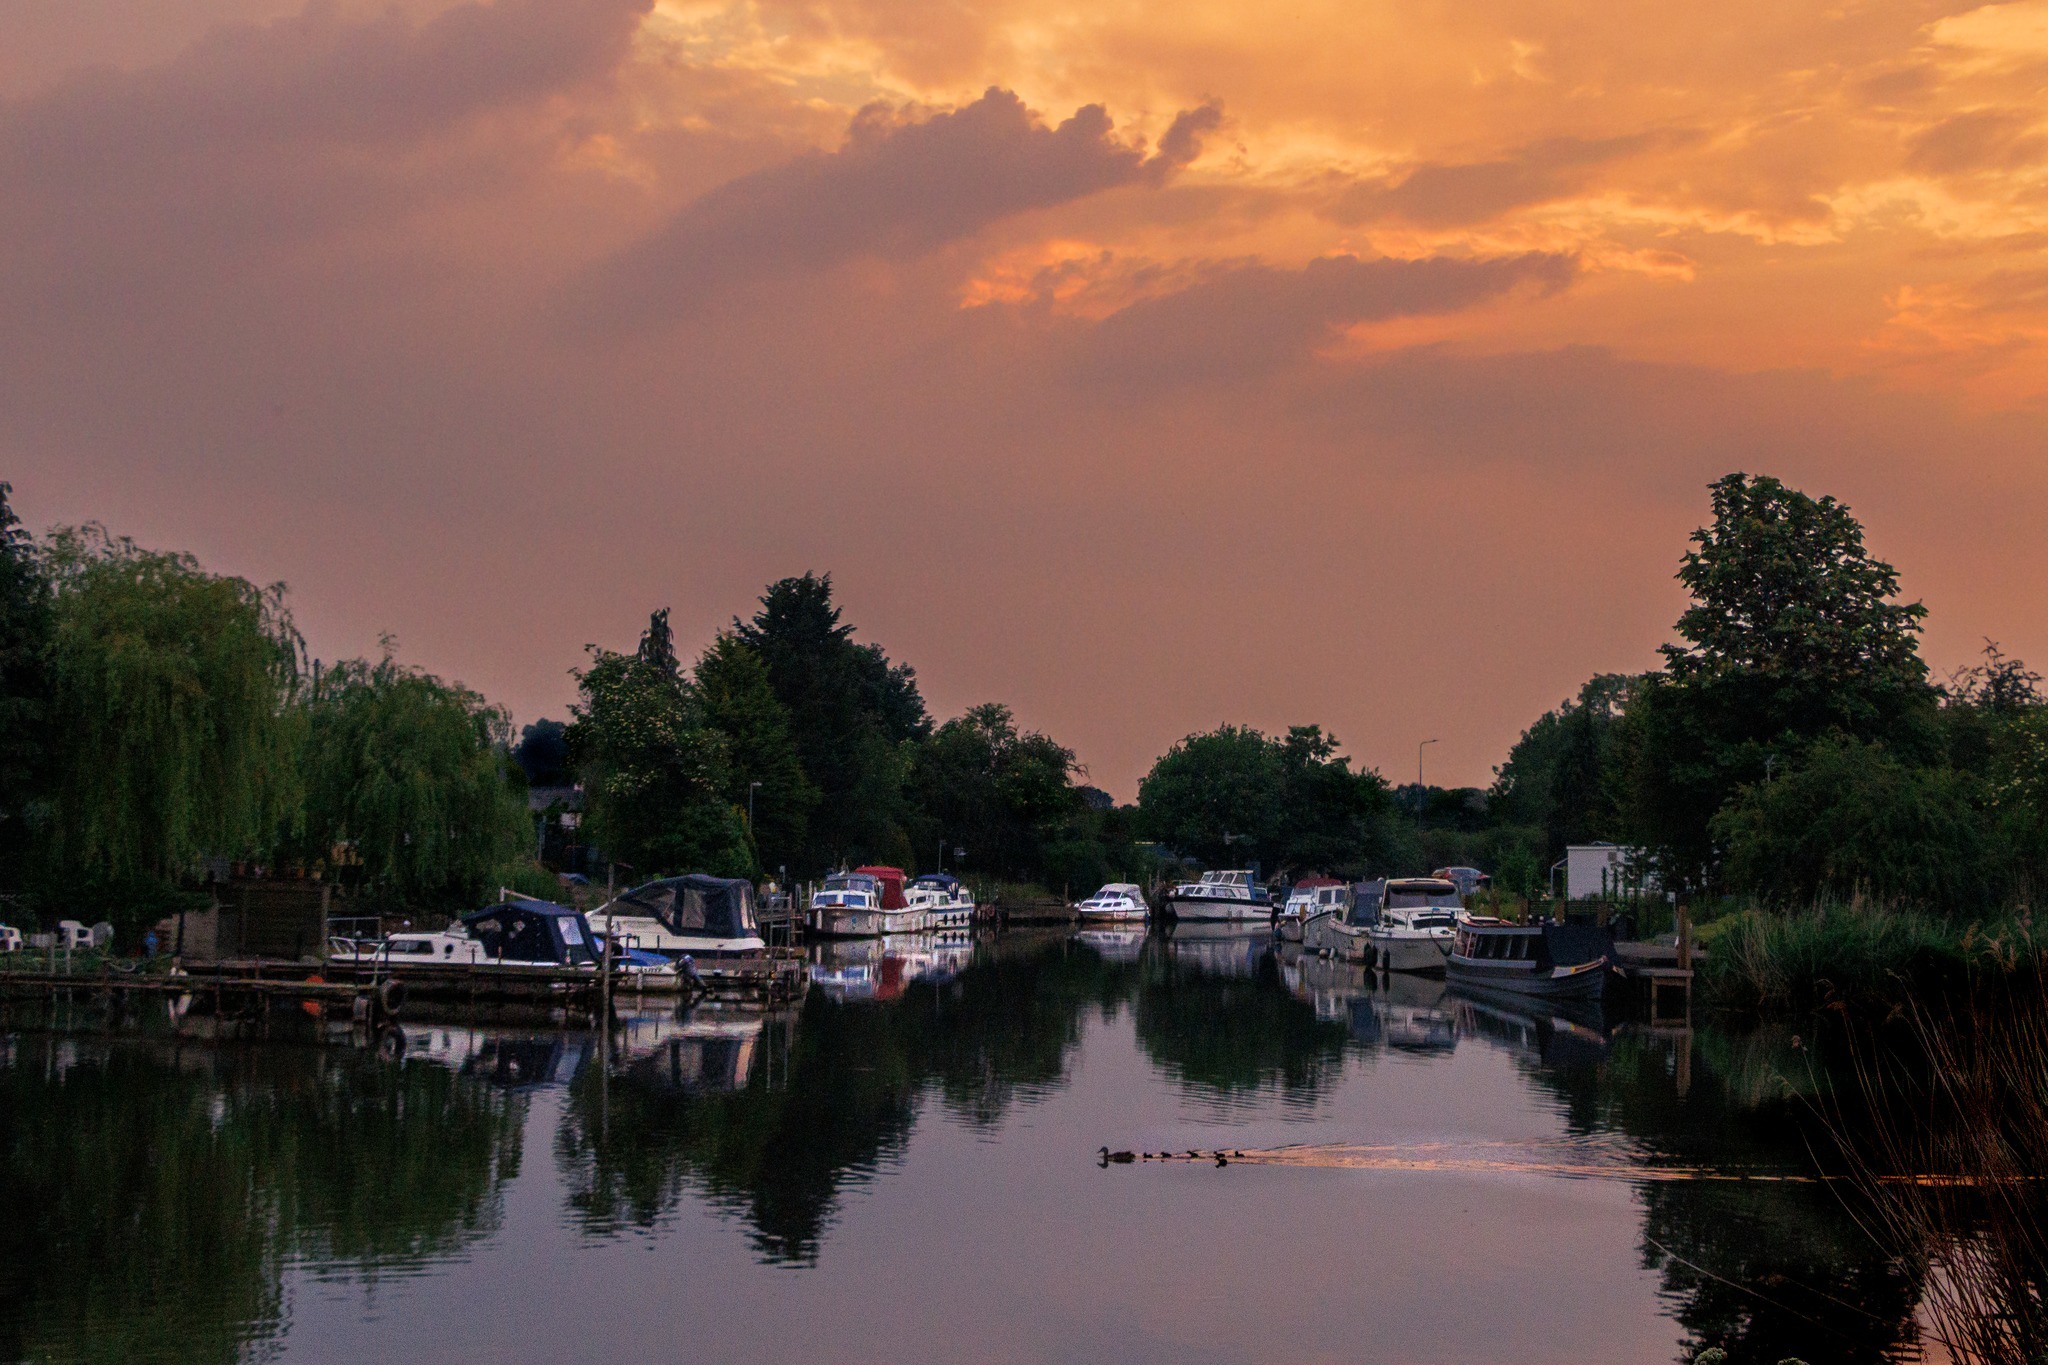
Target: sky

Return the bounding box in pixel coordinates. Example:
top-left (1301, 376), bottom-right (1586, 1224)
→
top-left (5, 0), bottom-right (2047, 797)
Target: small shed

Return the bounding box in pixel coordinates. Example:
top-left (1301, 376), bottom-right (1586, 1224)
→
top-left (1563, 844), bottom-right (1657, 900)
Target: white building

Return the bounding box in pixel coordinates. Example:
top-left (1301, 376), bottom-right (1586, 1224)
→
top-left (1561, 843), bottom-right (1659, 900)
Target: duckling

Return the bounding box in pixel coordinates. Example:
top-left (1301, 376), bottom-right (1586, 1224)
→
top-left (1215, 1154), bottom-right (1229, 1167)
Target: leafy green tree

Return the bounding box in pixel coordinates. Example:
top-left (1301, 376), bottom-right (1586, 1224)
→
top-left (0, 484), bottom-right (51, 888)
top-left (734, 575), bottom-right (926, 871)
top-left (567, 610), bottom-right (752, 879)
top-left (694, 631), bottom-right (816, 874)
top-left (1137, 725), bottom-right (1283, 869)
top-left (41, 526), bottom-right (302, 887)
top-left (513, 718), bottom-right (571, 787)
top-left (296, 646), bottom-right (529, 909)
top-left (1624, 474), bottom-right (1939, 892)
top-left (1711, 737), bottom-right (1995, 907)
top-left (1273, 725), bottom-right (1396, 874)
top-left (909, 703), bottom-right (1081, 881)
top-left (1490, 674), bottom-right (1635, 863)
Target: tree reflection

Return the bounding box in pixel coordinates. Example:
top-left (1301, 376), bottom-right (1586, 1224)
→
top-left (0, 1034), bottom-right (525, 1364)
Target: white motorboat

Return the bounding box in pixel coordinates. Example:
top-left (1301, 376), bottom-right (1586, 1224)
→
top-left (809, 867), bottom-right (921, 937)
top-left (597, 874), bottom-right (765, 959)
top-left (1366, 879), bottom-right (1463, 973)
top-left (1302, 885), bottom-right (1378, 963)
top-left (1074, 883), bottom-right (1150, 923)
top-left (1163, 870), bottom-right (1274, 922)
top-left (1278, 878), bottom-right (1350, 941)
top-left (905, 872), bottom-right (975, 929)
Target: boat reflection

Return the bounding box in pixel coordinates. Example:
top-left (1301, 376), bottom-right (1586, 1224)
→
top-left (613, 1008), bottom-right (777, 1095)
top-left (1274, 945), bottom-right (1458, 1054)
top-left (807, 931), bottom-right (977, 1003)
top-left (1072, 926), bottom-right (1147, 963)
top-left (1157, 923), bottom-right (1272, 978)
top-left (1448, 983), bottom-right (1613, 1068)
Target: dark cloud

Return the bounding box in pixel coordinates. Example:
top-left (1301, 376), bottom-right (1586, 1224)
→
top-left (1074, 251), bottom-right (1577, 386)
top-left (1904, 109), bottom-right (2048, 176)
top-left (578, 88), bottom-right (1222, 322)
top-left (1327, 132), bottom-right (1686, 227)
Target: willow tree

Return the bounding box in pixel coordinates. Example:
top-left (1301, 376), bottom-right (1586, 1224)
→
top-left (42, 526), bottom-right (302, 885)
top-left (297, 647), bottom-right (528, 909)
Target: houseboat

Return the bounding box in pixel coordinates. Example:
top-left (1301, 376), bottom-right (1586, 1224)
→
top-left (1163, 870), bottom-right (1275, 923)
top-left (1446, 915), bottom-right (1613, 1001)
top-left (905, 872), bottom-right (975, 930)
top-left (598, 874), bottom-right (764, 960)
top-left (1074, 883), bottom-right (1150, 923)
top-left (1367, 877), bottom-right (1463, 973)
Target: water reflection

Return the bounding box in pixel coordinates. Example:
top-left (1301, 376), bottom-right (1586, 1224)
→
top-left (0, 928), bottom-right (1938, 1362)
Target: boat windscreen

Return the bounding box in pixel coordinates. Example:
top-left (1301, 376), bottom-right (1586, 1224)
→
top-left (1386, 890), bottom-right (1463, 909)
top-left (619, 875), bottom-right (758, 938)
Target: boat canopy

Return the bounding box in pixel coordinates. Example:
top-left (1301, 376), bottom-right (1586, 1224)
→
top-left (461, 899), bottom-right (598, 965)
top-left (907, 872), bottom-right (962, 891)
top-left (854, 866), bottom-right (909, 910)
top-left (1384, 878), bottom-right (1463, 910)
top-left (1292, 876), bottom-right (1345, 890)
top-left (1094, 883), bottom-right (1144, 899)
top-left (613, 875), bottom-right (758, 938)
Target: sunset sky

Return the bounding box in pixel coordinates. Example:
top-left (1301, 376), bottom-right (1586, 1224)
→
top-left (6, 0), bottom-right (2047, 795)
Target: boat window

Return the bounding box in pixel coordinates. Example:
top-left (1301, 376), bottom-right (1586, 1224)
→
top-left (1386, 890), bottom-right (1464, 909)
top-left (1413, 914), bottom-right (1455, 930)
top-left (502, 915), bottom-right (553, 963)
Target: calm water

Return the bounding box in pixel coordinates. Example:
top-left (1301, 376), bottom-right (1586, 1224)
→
top-left (1, 929), bottom-right (1926, 1364)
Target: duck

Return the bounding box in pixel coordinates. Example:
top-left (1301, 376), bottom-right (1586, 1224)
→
top-left (1097, 1146), bottom-right (1135, 1165)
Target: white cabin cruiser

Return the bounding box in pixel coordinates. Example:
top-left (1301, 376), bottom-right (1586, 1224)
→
top-left (1074, 883), bottom-right (1149, 923)
top-left (1163, 870), bottom-right (1275, 923)
top-left (1278, 878), bottom-right (1350, 941)
top-left (809, 867), bottom-right (919, 937)
top-left (905, 872), bottom-right (975, 930)
top-left (598, 874), bottom-right (765, 960)
top-left (1366, 878), bottom-right (1462, 974)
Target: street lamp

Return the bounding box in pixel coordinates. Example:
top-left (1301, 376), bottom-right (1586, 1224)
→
top-left (1416, 738), bottom-right (1438, 829)
top-left (747, 781), bottom-right (762, 829)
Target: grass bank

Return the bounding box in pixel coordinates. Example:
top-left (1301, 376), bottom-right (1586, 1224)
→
top-left (1697, 898), bottom-right (2041, 1017)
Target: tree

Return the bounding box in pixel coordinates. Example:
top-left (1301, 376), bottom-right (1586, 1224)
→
top-left (1712, 738), bottom-right (1995, 907)
top-left (0, 484), bottom-right (51, 887)
top-left (1490, 674), bottom-right (1634, 863)
top-left (513, 719), bottom-right (571, 788)
top-left (734, 574), bottom-right (926, 871)
top-left (1624, 474), bottom-right (1939, 892)
top-left (296, 646), bottom-right (530, 909)
top-left (1272, 725), bottom-right (1396, 875)
top-left (909, 703), bottom-right (1081, 881)
top-left (566, 611), bottom-right (752, 880)
top-left (41, 526), bottom-right (302, 887)
top-left (1138, 725), bottom-right (1283, 870)
top-left (694, 632), bottom-right (815, 875)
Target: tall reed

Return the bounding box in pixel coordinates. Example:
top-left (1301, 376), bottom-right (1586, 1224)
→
top-left (1827, 949), bottom-right (2048, 1364)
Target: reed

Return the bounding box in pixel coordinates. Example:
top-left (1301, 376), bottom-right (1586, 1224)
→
top-left (1698, 896), bottom-right (2033, 1016)
top-left (1826, 956), bottom-right (2048, 1364)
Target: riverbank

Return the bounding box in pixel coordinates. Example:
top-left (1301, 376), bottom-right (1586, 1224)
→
top-left (1695, 900), bottom-right (2042, 1017)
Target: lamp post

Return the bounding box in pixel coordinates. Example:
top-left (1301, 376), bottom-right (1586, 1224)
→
top-left (1416, 738), bottom-right (1438, 830)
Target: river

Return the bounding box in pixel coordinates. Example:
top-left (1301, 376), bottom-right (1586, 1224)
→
top-left (0, 928), bottom-right (1926, 1363)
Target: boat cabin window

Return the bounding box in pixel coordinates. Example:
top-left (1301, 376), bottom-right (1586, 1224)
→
top-left (1386, 888), bottom-right (1463, 909)
top-left (1412, 913), bottom-right (1455, 930)
top-left (501, 915), bottom-right (553, 962)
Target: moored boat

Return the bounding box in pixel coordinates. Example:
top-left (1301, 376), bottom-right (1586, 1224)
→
top-left (808, 867), bottom-right (920, 937)
top-left (329, 898), bottom-right (600, 970)
top-left (597, 874), bottom-right (765, 960)
top-left (1278, 877), bottom-right (1350, 942)
top-left (1446, 915), bottom-right (1613, 1000)
top-left (905, 872), bottom-right (975, 929)
top-left (1302, 881), bottom-right (1380, 962)
top-left (1366, 878), bottom-right (1462, 973)
top-left (1074, 883), bottom-right (1150, 923)
top-left (1164, 870), bottom-right (1274, 923)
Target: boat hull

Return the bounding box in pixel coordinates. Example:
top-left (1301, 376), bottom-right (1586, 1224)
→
top-left (1446, 954), bottom-right (1608, 1000)
top-left (809, 907), bottom-right (928, 938)
top-left (1075, 907), bottom-right (1149, 923)
top-left (1166, 897), bottom-right (1273, 923)
top-left (1369, 930), bottom-right (1454, 975)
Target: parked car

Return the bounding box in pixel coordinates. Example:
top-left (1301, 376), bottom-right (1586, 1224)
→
top-left (1432, 866), bottom-right (1493, 898)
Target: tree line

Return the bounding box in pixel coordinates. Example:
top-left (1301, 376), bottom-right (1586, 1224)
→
top-left (5, 468), bottom-right (2034, 940)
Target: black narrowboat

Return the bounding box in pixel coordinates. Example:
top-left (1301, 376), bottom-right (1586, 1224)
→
top-left (1446, 916), bottom-right (1612, 1001)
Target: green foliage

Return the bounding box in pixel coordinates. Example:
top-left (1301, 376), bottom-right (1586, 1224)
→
top-left (296, 646), bottom-right (529, 909)
top-left (1490, 673), bottom-right (1634, 863)
top-left (0, 484), bottom-right (51, 888)
top-left (694, 631), bottom-right (816, 875)
top-left (1712, 738), bottom-right (1996, 908)
top-left (1698, 901), bottom-right (2024, 1015)
top-left (512, 717), bottom-right (570, 787)
top-left (41, 526), bottom-right (301, 883)
top-left (1625, 474), bottom-right (1939, 892)
top-left (734, 574), bottom-right (925, 872)
top-left (909, 702), bottom-right (1081, 881)
top-left (1137, 723), bottom-right (1394, 875)
top-left (567, 610), bottom-right (753, 879)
